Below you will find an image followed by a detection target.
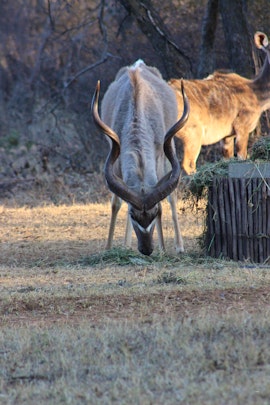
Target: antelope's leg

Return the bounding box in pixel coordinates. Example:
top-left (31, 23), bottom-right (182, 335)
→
top-left (124, 213), bottom-right (133, 247)
top-left (222, 136), bottom-right (235, 158)
top-left (106, 194), bottom-right (122, 249)
top-left (156, 204), bottom-right (165, 252)
top-left (168, 190), bottom-right (184, 253)
top-left (235, 129), bottom-right (248, 160)
top-left (181, 140), bottom-right (200, 175)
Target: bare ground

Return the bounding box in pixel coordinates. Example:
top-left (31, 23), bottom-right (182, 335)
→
top-left (2, 286), bottom-right (270, 328)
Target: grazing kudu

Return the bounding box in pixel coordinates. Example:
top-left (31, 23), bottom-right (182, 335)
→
top-left (169, 31), bottom-right (270, 175)
top-left (92, 60), bottom-right (189, 255)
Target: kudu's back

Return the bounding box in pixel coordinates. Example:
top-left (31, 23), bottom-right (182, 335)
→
top-left (101, 63), bottom-right (179, 189)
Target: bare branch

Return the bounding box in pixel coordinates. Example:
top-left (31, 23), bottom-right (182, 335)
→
top-left (63, 52), bottom-right (110, 89)
top-left (63, 1), bottom-right (115, 90)
top-left (118, 0), bottom-right (192, 78)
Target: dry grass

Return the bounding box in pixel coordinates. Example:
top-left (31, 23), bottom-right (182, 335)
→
top-left (0, 199), bottom-right (204, 267)
top-left (1, 199), bottom-right (270, 404)
top-left (2, 313), bottom-right (270, 405)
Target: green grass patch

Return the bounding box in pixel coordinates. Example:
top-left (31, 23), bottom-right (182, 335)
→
top-left (157, 271), bottom-right (188, 285)
top-left (77, 247), bottom-right (245, 271)
top-left (0, 130), bottom-right (20, 149)
top-left (78, 247), bottom-right (154, 266)
top-left (77, 247), bottom-right (196, 267)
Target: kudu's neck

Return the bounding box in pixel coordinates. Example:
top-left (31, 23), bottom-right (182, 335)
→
top-left (252, 51), bottom-right (270, 111)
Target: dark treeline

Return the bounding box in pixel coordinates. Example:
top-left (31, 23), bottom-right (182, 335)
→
top-left (0, 0), bottom-right (269, 175)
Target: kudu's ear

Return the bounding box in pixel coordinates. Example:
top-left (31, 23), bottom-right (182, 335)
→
top-left (254, 31), bottom-right (269, 50)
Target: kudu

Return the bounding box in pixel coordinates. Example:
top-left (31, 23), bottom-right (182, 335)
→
top-left (169, 31), bottom-right (270, 175)
top-left (92, 60), bottom-right (189, 255)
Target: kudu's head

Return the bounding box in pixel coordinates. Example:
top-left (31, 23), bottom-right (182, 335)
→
top-left (92, 80), bottom-right (189, 255)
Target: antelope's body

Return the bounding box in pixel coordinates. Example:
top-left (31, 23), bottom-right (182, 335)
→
top-left (92, 60), bottom-right (189, 255)
top-left (169, 31), bottom-right (270, 175)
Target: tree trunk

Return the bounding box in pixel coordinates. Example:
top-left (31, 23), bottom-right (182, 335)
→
top-left (219, 0), bottom-right (254, 77)
top-left (197, 0), bottom-right (219, 78)
top-left (118, 0), bottom-right (192, 79)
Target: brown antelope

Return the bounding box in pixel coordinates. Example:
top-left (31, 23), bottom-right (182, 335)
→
top-left (92, 60), bottom-right (189, 255)
top-left (169, 31), bottom-right (270, 175)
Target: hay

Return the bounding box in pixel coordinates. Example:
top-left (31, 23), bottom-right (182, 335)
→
top-left (78, 247), bottom-right (153, 266)
top-left (187, 159), bottom-right (231, 199)
top-left (250, 135), bottom-right (270, 161)
top-left (78, 247), bottom-right (198, 267)
top-left (78, 247), bottom-right (178, 266)
top-left (186, 135), bottom-right (270, 199)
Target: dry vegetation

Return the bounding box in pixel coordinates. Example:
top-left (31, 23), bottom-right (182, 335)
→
top-left (1, 198), bottom-right (270, 404)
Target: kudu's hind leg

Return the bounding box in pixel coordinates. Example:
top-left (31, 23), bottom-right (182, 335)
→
top-left (168, 190), bottom-right (184, 253)
top-left (106, 194), bottom-right (122, 249)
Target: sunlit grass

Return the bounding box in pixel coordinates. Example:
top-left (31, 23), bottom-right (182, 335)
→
top-left (0, 199), bottom-right (205, 266)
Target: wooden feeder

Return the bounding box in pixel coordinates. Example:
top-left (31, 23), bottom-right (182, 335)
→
top-left (206, 162), bottom-right (270, 263)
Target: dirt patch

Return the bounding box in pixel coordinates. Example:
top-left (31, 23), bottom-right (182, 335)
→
top-left (2, 286), bottom-right (270, 327)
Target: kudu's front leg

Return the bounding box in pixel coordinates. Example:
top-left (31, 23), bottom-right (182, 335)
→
top-left (155, 204), bottom-right (166, 252)
top-left (106, 194), bottom-right (122, 249)
top-left (168, 190), bottom-right (184, 253)
top-left (124, 214), bottom-right (133, 247)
